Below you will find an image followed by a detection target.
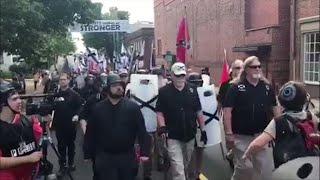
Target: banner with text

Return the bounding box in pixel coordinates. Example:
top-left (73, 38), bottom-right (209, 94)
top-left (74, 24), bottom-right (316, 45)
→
top-left (71, 20), bottom-right (130, 33)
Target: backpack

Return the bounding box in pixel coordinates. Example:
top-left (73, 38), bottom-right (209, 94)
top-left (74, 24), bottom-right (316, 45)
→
top-left (273, 112), bottom-right (319, 168)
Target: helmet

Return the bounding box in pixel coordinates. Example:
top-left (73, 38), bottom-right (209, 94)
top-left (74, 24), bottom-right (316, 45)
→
top-left (278, 81), bottom-right (307, 111)
top-left (187, 72), bottom-right (203, 87)
top-left (0, 83), bottom-right (16, 106)
top-left (106, 74), bottom-right (125, 88)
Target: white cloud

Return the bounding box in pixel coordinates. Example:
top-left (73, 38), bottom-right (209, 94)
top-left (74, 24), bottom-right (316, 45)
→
top-left (91, 0), bottom-right (154, 23)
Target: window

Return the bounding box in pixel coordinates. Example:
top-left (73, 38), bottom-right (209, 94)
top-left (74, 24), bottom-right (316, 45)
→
top-left (303, 32), bottom-right (320, 84)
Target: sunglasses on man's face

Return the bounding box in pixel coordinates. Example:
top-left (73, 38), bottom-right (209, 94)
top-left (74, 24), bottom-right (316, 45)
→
top-left (248, 65), bottom-right (261, 69)
top-left (174, 74), bottom-right (186, 78)
top-left (233, 67), bottom-right (242, 70)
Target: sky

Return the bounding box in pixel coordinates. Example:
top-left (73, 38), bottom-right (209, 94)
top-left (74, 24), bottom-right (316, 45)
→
top-left (91, 0), bottom-right (154, 23)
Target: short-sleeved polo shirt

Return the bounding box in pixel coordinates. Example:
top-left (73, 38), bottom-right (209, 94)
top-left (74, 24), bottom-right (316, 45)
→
top-left (156, 83), bottom-right (201, 142)
top-left (223, 79), bottom-right (277, 135)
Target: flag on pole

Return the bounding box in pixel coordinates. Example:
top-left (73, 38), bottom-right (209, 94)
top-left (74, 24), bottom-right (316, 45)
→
top-left (176, 17), bottom-right (190, 64)
top-left (220, 49), bottom-right (230, 85)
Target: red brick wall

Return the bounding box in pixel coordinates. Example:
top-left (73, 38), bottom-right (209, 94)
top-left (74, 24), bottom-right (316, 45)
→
top-left (245, 0), bottom-right (279, 29)
top-left (154, 0), bottom-right (291, 86)
top-left (297, 0), bottom-right (320, 19)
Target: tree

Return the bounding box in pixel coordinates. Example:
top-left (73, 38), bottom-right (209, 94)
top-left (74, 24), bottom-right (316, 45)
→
top-left (9, 62), bottom-right (30, 75)
top-left (0, 0), bottom-right (102, 64)
top-left (83, 7), bottom-right (129, 58)
top-left (37, 34), bottom-right (76, 69)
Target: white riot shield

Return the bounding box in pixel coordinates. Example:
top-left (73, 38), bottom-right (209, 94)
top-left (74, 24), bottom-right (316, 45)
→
top-left (272, 156), bottom-right (319, 180)
top-left (130, 74), bottom-right (158, 133)
top-left (201, 74), bottom-right (210, 86)
top-left (196, 85), bottom-right (221, 147)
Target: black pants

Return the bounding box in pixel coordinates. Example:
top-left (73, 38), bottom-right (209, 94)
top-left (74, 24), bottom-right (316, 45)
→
top-left (93, 151), bottom-right (137, 180)
top-left (55, 126), bottom-right (77, 166)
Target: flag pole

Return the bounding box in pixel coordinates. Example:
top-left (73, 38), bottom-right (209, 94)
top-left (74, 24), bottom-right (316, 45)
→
top-left (184, 6), bottom-right (188, 64)
top-left (224, 48), bottom-right (227, 64)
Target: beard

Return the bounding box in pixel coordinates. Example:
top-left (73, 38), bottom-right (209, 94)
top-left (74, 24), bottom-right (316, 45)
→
top-left (108, 90), bottom-right (124, 99)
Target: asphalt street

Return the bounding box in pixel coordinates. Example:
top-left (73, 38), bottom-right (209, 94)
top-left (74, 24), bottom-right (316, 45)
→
top-left (42, 128), bottom-right (233, 180)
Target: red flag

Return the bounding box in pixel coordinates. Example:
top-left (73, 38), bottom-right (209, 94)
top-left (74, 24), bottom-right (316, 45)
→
top-left (220, 49), bottom-right (230, 85)
top-left (176, 18), bottom-right (190, 63)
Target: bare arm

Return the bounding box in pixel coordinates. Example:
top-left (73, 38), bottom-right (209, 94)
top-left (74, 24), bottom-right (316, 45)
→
top-left (0, 156), bottom-right (30, 169)
top-left (223, 107), bottom-right (233, 134)
top-left (0, 151), bottom-right (42, 169)
top-left (272, 106), bottom-right (281, 118)
top-left (157, 112), bottom-right (166, 127)
top-left (243, 132), bottom-right (273, 159)
top-left (197, 112), bottom-right (205, 130)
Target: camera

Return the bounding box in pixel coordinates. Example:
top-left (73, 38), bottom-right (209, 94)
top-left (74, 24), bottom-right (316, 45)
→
top-left (22, 93), bottom-right (64, 116)
top-left (26, 101), bottom-right (55, 116)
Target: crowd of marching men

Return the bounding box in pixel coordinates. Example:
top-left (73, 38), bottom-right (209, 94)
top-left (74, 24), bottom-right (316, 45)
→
top-left (0, 55), bottom-right (319, 180)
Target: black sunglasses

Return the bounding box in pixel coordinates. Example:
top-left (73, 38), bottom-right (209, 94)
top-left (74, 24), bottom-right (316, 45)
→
top-left (233, 67), bottom-right (242, 70)
top-left (174, 74), bottom-right (186, 78)
top-left (248, 65), bottom-right (261, 69)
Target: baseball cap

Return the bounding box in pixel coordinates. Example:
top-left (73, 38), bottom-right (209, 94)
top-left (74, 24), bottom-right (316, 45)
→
top-left (171, 62), bottom-right (186, 75)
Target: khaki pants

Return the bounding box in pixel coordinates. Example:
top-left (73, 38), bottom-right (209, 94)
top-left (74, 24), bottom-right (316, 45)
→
top-left (232, 134), bottom-right (274, 180)
top-left (167, 139), bottom-right (195, 180)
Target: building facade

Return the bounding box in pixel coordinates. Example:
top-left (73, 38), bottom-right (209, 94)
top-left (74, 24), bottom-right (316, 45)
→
top-left (155, 0), bottom-right (294, 92)
top-left (125, 27), bottom-right (155, 69)
top-left (0, 52), bottom-right (21, 72)
top-left (291, 0), bottom-right (319, 97)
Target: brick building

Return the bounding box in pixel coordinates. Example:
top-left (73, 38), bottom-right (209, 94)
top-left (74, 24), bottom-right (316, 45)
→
top-left (291, 0), bottom-right (319, 97)
top-left (154, 0), bottom-right (316, 94)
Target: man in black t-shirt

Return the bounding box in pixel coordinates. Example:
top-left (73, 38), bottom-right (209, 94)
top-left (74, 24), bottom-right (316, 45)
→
top-left (156, 62), bottom-right (207, 180)
top-left (223, 56), bottom-right (279, 180)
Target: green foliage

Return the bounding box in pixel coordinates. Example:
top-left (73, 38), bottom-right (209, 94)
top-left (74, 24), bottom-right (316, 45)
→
top-left (0, 71), bottom-right (13, 79)
top-left (83, 7), bottom-right (129, 58)
top-left (0, 0), bottom-right (102, 68)
top-left (39, 34), bottom-right (76, 63)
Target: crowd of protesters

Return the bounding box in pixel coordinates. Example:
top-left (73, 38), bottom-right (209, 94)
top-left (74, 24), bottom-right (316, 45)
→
top-left (0, 55), bottom-right (319, 180)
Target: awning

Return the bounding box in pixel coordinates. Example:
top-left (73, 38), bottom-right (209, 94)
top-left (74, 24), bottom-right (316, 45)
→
top-left (232, 43), bottom-right (272, 53)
